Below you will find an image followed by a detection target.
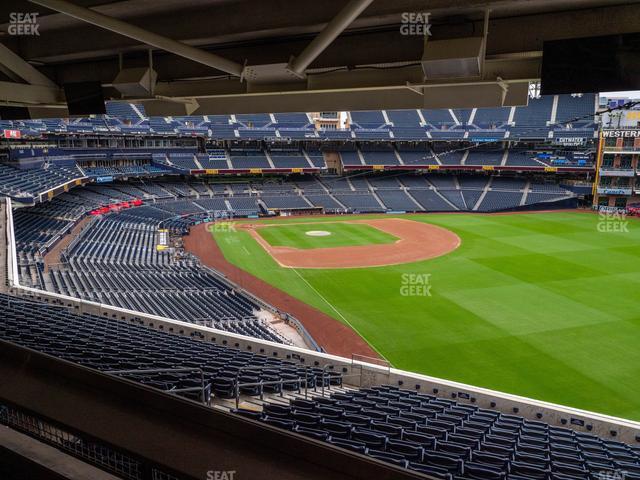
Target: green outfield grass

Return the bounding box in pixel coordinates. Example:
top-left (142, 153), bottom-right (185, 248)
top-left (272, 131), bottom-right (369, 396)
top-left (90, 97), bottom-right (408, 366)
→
top-left (212, 212), bottom-right (640, 420)
top-left (256, 221), bottom-right (398, 249)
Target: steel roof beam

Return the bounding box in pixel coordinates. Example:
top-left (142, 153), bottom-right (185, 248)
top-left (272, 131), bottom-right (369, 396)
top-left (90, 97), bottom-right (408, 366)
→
top-left (287, 0), bottom-right (375, 77)
top-left (28, 0), bottom-right (245, 77)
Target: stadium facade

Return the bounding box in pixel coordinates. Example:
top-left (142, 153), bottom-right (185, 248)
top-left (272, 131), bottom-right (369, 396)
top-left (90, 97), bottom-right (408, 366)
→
top-left (594, 128), bottom-right (640, 210)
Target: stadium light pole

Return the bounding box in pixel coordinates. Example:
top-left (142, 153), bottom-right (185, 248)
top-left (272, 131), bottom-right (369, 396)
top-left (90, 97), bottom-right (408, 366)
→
top-left (28, 0), bottom-right (245, 77)
top-left (287, 0), bottom-right (375, 78)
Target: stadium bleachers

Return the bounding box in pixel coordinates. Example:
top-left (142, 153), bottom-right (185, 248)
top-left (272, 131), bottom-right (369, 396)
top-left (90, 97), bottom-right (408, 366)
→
top-left (408, 190), bottom-right (457, 212)
top-left (0, 293), bottom-right (315, 401)
top-left (397, 147), bottom-right (438, 166)
top-left (273, 112), bottom-right (311, 128)
top-left (452, 108), bottom-right (472, 124)
top-left (428, 175), bottom-right (458, 191)
top-left (399, 175), bottom-right (431, 189)
top-left (555, 94), bottom-right (597, 123)
top-left (466, 151), bottom-right (504, 166)
top-left (105, 102), bottom-right (146, 121)
top-left (39, 216), bottom-right (287, 343)
top-left (350, 111), bottom-right (388, 129)
top-left (227, 196), bottom-right (259, 215)
top-left (368, 177), bottom-right (402, 189)
top-left (436, 150), bottom-right (465, 166)
top-left (249, 385), bottom-right (640, 480)
top-left (513, 96), bottom-right (554, 127)
top-left (230, 151), bottom-right (272, 169)
top-left (305, 193), bottom-right (344, 211)
top-left (332, 193), bottom-right (385, 212)
top-left (505, 150), bottom-right (544, 167)
top-left (269, 153), bottom-right (311, 169)
top-left (304, 147), bottom-right (327, 168)
top-left (387, 110), bottom-right (422, 128)
top-left (235, 113), bottom-right (272, 128)
top-left (2, 291), bottom-right (639, 480)
top-left (490, 177), bottom-right (528, 191)
top-left (360, 146), bottom-right (400, 166)
top-left (422, 109), bottom-right (456, 127)
top-left (387, 110), bottom-right (427, 140)
top-left (377, 190), bottom-right (422, 212)
top-left (0, 94), bottom-right (597, 147)
top-left (0, 163), bottom-right (85, 200)
top-left (4, 173), bottom-right (569, 220)
top-left (339, 149), bottom-right (364, 166)
top-left (261, 195), bottom-right (311, 210)
top-left (477, 191), bottom-right (524, 212)
top-left (435, 190), bottom-right (464, 210)
top-left (472, 107), bottom-right (511, 128)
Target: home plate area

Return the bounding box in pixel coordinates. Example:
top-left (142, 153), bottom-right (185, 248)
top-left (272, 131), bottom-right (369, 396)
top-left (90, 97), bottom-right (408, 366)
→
top-left (241, 218), bottom-right (461, 269)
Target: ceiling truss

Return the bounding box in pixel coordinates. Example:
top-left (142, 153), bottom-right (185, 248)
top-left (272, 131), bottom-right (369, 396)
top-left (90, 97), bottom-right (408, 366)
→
top-left (0, 0), bottom-right (637, 117)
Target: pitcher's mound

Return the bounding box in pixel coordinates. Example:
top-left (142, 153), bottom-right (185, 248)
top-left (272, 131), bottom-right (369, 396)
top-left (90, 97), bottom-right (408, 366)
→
top-left (305, 230), bottom-right (332, 237)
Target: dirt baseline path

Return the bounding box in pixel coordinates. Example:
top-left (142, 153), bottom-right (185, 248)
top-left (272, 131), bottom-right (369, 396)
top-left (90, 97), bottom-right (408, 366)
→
top-left (184, 223), bottom-right (382, 359)
top-left (243, 218), bottom-right (460, 269)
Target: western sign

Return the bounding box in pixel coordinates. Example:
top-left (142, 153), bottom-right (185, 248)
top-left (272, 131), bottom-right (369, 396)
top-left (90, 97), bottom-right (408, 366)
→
top-left (602, 129), bottom-right (640, 138)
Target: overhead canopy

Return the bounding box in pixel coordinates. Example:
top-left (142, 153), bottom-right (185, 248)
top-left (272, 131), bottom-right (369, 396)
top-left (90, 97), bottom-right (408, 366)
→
top-left (0, 0), bottom-right (638, 116)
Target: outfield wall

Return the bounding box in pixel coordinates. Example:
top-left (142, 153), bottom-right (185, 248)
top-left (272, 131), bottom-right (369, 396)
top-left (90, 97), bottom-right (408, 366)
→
top-left (3, 199), bottom-right (640, 445)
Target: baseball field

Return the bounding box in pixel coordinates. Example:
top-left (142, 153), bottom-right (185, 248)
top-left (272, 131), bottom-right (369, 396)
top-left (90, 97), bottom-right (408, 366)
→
top-left (208, 211), bottom-right (640, 421)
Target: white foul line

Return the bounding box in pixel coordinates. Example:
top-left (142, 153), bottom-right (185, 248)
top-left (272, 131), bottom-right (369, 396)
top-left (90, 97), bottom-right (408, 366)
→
top-left (290, 268), bottom-right (390, 362)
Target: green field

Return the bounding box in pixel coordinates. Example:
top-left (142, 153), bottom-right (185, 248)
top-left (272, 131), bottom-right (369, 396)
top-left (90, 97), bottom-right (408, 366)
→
top-left (256, 222), bottom-right (398, 249)
top-left (213, 212), bottom-right (640, 420)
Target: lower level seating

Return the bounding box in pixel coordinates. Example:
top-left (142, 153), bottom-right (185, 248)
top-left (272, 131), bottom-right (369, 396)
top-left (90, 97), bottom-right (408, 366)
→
top-left (477, 191), bottom-right (523, 212)
top-left (249, 386), bottom-right (640, 480)
top-left (333, 193), bottom-right (385, 212)
top-left (0, 293), bottom-right (322, 401)
top-left (409, 190), bottom-right (457, 212)
top-left (377, 190), bottom-right (422, 211)
top-left (38, 217), bottom-right (289, 344)
top-left (305, 194), bottom-right (344, 211)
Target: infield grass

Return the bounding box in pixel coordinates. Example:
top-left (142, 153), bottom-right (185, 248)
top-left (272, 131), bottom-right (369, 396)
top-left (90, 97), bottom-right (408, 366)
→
top-left (256, 221), bottom-right (398, 249)
top-left (212, 212), bottom-right (640, 421)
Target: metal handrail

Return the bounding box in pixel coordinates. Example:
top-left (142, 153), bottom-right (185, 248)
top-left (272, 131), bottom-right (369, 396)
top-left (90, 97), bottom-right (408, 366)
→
top-left (319, 365), bottom-right (363, 396)
top-left (235, 377), bottom-right (309, 410)
top-left (234, 366), bottom-right (267, 409)
top-left (234, 368), bottom-right (366, 411)
top-left (321, 363), bottom-right (335, 397)
top-left (6, 298), bottom-right (69, 310)
top-left (106, 367), bottom-right (210, 406)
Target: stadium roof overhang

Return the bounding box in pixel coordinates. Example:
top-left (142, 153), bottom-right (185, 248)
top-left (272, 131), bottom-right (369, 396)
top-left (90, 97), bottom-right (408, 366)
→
top-left (0, 0), bottom-right (638, 117)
